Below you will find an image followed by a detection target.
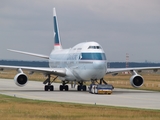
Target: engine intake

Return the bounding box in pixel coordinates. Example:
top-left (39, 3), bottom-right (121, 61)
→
top-left (130, 74), bottom-right (144, 88)
top-left (14, 73), bottom-right (28, 87)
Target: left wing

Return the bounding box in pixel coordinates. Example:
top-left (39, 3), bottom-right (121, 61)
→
top-left (107, 67), bottom-right (160, 74)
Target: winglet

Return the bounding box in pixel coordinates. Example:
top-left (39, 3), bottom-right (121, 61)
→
top-left (53, 8), bottom-right (62, 50)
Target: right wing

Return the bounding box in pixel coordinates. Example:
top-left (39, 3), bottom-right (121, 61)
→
top-left (0, 65), bottom-right (66, 77)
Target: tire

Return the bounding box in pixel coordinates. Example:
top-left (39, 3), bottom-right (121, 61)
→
top-left (44, 85), bottom-right (48, 91)
top-left (59, 85), bottom-right (63, 91)
top-left (65, 85), bottom-right (69, 91)
top-left (77, 85), bottom-right (81, 91)
top-left (50, 85), bottom-right (54, 91)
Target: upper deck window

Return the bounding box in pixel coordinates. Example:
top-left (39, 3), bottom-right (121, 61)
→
top-left (88, 46), bottom-right (101, 49)
top-left (80, 53), bottom-right (106, 60)
top-left (77, 48), bottom-right (82, 50)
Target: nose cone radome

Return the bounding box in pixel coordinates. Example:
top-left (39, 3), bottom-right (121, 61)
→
top-left (92, 61), bottom-right (106, 79)
top-left (76, 61), bottom-right (107, 81)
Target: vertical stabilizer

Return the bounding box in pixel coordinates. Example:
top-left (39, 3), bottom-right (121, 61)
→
top-left (53, 8), bottom-right (62, 50)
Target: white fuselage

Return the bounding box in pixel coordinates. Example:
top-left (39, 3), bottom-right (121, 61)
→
top-left (49, 42), bottom-right (107, 82)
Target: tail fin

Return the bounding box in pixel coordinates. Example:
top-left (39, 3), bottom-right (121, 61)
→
top-left (53, 8), bottom-right (62, 50)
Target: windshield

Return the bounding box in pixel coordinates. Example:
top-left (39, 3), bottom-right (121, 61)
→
top-left (80, 53), bottom-right (106, 60)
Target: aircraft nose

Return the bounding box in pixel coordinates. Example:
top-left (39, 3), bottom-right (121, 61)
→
top-left (90, 61), bottom-right (106, 80)
top-left (93, 61), bottom-right (106, 70)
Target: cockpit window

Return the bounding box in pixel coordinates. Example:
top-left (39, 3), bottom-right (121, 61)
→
top-left (88, 46), bottom-right (101, 49)
top-left (80, 53), bottom-right (106, 60)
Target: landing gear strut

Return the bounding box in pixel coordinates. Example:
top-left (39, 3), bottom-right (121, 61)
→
top-left (43, 75), bottom-right (58, 91)
top-left (99, 78), bottom-right (108, 85)
top-left (59, 81), bottom-right (69, 91)
top-left (92, 78), bottom-right (108, 85)
top-left (77, 81), bottom-right (86, 91)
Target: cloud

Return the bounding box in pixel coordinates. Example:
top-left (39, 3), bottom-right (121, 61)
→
top-left (0, 0), bottom-right (160, 62)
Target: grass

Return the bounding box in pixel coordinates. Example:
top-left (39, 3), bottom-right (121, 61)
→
top-left (104, 73), bottom-right (160, 91)
top-left (0, 94), bottom-right (160, 120)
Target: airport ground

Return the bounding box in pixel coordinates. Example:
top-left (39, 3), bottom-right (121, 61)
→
top-left (0, 70), bottom-right (160, 91)
top-left (0, 70), bottom-right (160, 120)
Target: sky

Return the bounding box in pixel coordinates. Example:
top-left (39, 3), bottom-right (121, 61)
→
top-left (0, 0), bottom-right (160, 62)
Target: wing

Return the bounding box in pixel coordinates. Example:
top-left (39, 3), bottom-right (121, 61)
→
top-left (107, 67), bottom-right (160, 74)
top-left (8, 49), bottom-right (49, 59)
top-left (0, 65), bottom-right (66, 77)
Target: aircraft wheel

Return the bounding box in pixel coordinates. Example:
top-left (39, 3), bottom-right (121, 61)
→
top-left (60, 85), bottom-right (63, 91)
top-left (65, 85), bottom-right (69, 91)
top-left (77, 85), bottom-right (81, 91)
top-left (44, 85), bottom-right (48, 91)
top-left (50, 85), bottom-right (54, 91)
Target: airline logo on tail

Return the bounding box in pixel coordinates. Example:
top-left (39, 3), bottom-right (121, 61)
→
top-left (53, 8), bottom-right (62, 50)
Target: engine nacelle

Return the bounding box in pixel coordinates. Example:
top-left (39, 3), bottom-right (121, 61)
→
top-left (14, 73), bottom-right (28, 87)
top-left (130, 74), bottom-right (144, 88)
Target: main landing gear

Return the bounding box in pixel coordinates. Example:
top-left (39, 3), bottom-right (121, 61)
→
top-left (59, 81), bottom-right (69, 91)
top-left (43, 75), bottom-right (70, 91)
top-left (77, 81), bottom-right (87, 91)
top-left (43, 75), bottom-right (87, 92)
top-left (43, 75), bottom-right (58, 91)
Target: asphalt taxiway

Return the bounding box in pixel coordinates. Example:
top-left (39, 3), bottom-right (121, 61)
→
top-left (0, 79), bottom-right (160, 110)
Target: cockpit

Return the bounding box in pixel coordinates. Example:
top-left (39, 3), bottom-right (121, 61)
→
top-left (79, 53), bottom-right (106, 60)
top-left (88, 46), bottom-right (101, 49)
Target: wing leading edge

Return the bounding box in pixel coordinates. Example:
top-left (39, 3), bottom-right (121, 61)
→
top-left (8, 49), bottom-right (49, 59)
top-left (0, 65), bottom-right (66, 77)
top-left (107, 67), bottom-right (160, 74)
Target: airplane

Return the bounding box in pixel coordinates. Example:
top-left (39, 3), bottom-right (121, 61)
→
top-left (0, 8), bottom-right (160, 91)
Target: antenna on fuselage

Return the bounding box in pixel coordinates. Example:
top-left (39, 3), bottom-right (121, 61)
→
top-left (53, 8), bottom-right (62, 50)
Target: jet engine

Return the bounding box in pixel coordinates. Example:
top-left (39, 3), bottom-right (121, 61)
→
top-left (130, 74), bottom-right (144, 88)
top-left (14, 73), bottom-right (28, 87)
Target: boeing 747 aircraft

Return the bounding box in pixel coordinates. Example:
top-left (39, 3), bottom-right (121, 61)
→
top-left (0, 8), bottom-right (160, 91)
